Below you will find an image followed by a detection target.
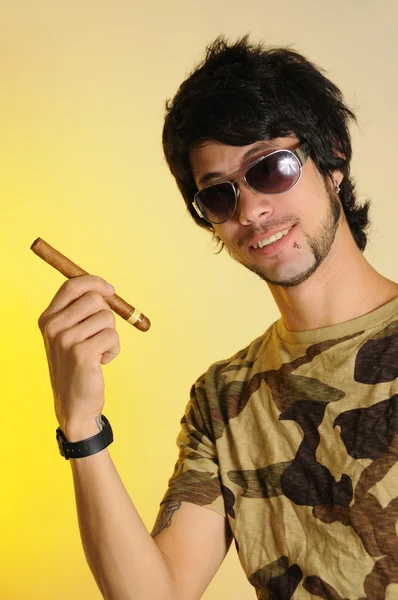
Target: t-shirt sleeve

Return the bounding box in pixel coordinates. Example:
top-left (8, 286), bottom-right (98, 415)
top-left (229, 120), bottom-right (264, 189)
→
top-left (160, 373), bottom-right (226, 518)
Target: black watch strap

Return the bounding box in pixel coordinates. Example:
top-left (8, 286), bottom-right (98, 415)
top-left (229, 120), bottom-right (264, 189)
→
top-left (56, 415), bottom-right (113, 460)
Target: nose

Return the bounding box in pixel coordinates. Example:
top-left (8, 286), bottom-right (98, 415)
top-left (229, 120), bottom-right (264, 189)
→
top-left (235, 179), bottom-right (274, 225)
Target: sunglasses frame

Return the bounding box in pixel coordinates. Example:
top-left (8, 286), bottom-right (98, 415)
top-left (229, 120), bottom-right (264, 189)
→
top-left (193, 141), bottom-right (311, 224)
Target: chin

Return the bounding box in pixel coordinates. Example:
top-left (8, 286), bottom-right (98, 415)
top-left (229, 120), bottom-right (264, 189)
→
top-left (250, 259), bottom-right (320, 288)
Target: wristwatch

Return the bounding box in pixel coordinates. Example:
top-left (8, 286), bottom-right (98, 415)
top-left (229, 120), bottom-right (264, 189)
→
top-left (56, 415), bottom-right (113, 459)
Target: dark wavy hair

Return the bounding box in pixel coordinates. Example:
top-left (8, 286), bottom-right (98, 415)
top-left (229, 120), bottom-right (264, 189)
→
top-left (163, 36), bottom-right (370, 251)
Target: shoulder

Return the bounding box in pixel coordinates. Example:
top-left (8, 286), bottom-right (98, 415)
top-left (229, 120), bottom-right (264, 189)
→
top-left (192, 322), bottom-right (278, 401)
top-left (181, 324), bottom-right (277, 445)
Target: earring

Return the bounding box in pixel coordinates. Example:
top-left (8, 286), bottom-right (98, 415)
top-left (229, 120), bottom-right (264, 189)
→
top-left (335, 181), bottom-right (341, 194)
top-left (212, 231), bottom-right (221, 244)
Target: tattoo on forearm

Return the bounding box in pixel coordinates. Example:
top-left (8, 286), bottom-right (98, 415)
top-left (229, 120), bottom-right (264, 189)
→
top-left (151, 500), bottom-right (182, 538)
top-left (96, 416), bottom-right (103, 432)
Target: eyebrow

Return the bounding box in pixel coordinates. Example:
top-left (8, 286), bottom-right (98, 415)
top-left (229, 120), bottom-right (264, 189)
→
top-left (197, 140), bottom-right (278, 187)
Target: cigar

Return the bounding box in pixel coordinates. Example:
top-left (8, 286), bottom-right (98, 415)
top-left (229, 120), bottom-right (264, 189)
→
top-left (30, 237), bottom-right (151, 332)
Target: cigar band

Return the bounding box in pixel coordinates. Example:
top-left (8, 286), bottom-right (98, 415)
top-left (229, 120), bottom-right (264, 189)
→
top-left (127, 308), bottom-right (142, 325)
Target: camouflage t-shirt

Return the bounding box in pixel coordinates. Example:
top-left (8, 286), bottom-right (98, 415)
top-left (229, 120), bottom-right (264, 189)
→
top-left (162, 298), bottom-right (398, 600)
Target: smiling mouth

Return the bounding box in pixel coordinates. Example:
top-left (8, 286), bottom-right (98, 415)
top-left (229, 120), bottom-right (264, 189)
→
top-left (250, 227), bottom-right (293, 249)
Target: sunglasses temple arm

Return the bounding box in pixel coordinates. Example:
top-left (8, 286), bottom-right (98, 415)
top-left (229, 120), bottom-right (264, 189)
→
top-left (192, 199), bottom-right (205, 220)
top-left (295, 142), bottom-right (310, 165)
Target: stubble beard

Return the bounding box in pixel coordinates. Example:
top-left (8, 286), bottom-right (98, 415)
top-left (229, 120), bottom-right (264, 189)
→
top-left (235, 188), bottom-right (342, 288)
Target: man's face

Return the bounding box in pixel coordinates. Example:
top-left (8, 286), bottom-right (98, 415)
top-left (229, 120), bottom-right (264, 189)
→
top-left (190, 136), bottom-right (342, 288)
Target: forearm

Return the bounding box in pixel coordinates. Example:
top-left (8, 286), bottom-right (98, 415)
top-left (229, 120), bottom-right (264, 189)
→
top-left (70, 449), bottom-right (177, 600)
top-left (38, 277), bottom-right (177, 599)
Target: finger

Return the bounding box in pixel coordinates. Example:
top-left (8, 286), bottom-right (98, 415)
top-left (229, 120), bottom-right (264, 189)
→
top-left (73, 328), bottom-right (120, 367)
top-left (101, 347), bottom-right (120, 365)
top-left (43, 292), bottom-right (113, 340)
top-left (39, 275), bottom-right (114, 330)
top-left (55, 309), bottom-right (116, 350)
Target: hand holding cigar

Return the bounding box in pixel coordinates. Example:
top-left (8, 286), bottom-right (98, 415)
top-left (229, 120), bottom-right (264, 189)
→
top-left (31, 237), bottom-right (150, 332)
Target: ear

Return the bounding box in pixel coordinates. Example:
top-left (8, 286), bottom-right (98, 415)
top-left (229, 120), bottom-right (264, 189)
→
top-left (330, 168), bottom-right (344, 189)
top-left (330, 148), bottom-right (345, 188)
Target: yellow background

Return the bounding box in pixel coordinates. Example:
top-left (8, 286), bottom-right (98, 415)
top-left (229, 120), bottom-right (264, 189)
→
top-left (2, 1), bottom-right (397, 598)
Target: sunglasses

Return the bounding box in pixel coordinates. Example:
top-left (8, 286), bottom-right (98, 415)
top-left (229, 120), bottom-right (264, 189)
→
top-left (193, 142), bottom-right (310, 224)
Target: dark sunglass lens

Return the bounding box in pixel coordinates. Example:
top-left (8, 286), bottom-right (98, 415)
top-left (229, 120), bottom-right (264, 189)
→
top-left (196, 183), bottom-right (236, 223)
top-left (247, 151), bottom-right (300, 194)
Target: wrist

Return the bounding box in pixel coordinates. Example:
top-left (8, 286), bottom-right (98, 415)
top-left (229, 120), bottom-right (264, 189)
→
top-left (63, 415), bottom-right (103, 443)
top-left (56, 415), bottom-right (113, 460)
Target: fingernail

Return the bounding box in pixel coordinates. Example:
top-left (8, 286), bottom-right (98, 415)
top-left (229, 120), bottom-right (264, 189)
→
top-left (107, 283), bottom-right (115, 294)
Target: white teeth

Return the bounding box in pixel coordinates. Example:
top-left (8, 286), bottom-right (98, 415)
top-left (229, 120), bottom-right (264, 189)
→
top-left (252, 228), bottom-right (291, 249)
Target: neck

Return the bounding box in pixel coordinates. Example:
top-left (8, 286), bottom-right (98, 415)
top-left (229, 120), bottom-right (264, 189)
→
top-left (268, 226), bottom-right (398, 332)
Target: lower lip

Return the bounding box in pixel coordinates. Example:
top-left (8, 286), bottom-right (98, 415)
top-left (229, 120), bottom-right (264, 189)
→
top-left (249, 226), bottom-right (296, 256)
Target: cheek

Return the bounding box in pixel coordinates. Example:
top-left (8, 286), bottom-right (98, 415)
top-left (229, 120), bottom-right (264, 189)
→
top-left (291, 169), bottom-right (331, 224)
top-left (213, 224), bottom-right (234, 246)
top-left (214, 226), bottom-right (247, 260)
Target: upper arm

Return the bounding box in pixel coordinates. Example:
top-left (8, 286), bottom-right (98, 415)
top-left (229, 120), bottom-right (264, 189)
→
top-left (151, 500), bottom-right (233, 600)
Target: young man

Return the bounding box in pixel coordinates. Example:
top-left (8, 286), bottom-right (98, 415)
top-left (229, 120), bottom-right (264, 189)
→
top-left (39, 37), bottom-right (398, 599)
